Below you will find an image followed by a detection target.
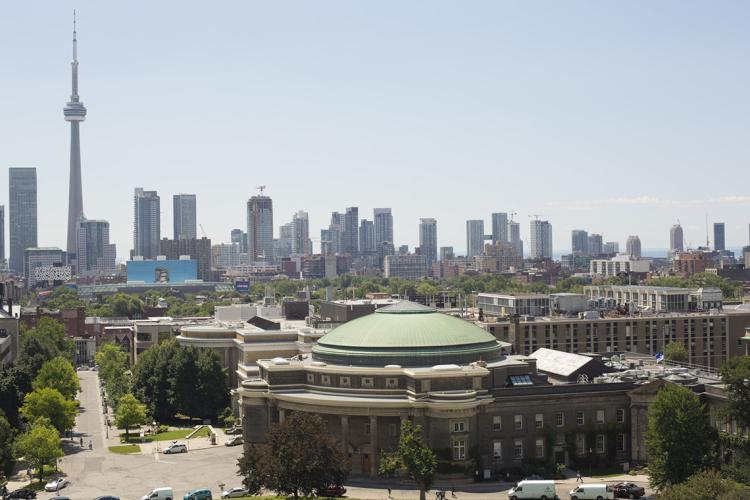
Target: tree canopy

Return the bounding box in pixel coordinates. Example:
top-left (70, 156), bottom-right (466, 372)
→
top-left (237, 413), bottom-right (348, 500)
top-left (20, 387), bottom-right (77, 434)
top-left (720, 356), bottom-right (750, 429)
top-left (17, 317), bottom-right (74, 379)
top-left (657, 469), bottom-right (749, 500)
top-left (664, 342), bottom-right (689, 363)
top-left (0, 411), bottom-right (14, 476)
top-left (646, 383), bottom-right (717, 490)
top-left (115, 393), bottom-right (147, 439)
top-left (379, 421), bottom-right (437, 500)
top-left (32, 356), bottom-right (80, 400)
top-left (13, 418), bottom-right (63, 481)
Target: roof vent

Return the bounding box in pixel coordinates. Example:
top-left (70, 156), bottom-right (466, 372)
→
top-left (384, 364), bottom-right (402, 369)
top-left (271, 357), bottom-right (290, 365)
top-left (432, 364), bottom-right (461, 371)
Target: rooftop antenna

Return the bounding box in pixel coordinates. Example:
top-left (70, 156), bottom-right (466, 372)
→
top-left (705, 213), bottom-right (710, 247)
top-left (256, 185), bottom-right (266, 195)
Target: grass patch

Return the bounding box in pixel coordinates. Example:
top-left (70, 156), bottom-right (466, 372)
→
top-left (26, 481), bottom-right (46, 491)
top-left (121, 429), bottom-right (192, 443)
top-left (109, 444), bottom-right (141, 454)
top-left (188, 426), bottom-right (211, 439)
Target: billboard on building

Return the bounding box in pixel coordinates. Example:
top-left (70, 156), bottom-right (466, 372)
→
top-left (235, 280), bottom-right (250, 293)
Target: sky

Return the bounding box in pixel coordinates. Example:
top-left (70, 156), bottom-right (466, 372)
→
top-left (2, 1), bottom-right (750, 258)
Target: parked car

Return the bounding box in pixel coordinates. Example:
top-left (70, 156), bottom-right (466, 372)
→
top-left (44, 478), bottom-right (70, 492)
top-left (50, 497), bottom-right (72, 500)
top-left (317, 484), bottom-right (347, 497)
top-left (225, 426), bottom-right (242, 435)
top-left (221, 488), bottom-right (249, 499)
top-left (569, 483), bottom-right (614, 500)
top-left (5, 489), bottom-right (36, 499)
top-left (163, 442), bottom-right (188, 454)
top-left (141, 487), bottom-right (173, 500)
top-left (183, 489), bottom-right (212, 500)
top-left (225, 435), bottom-right (243, 447)
top-left (507, 480), bottom-right (558, 500)
top-left (94, 496), bottom-right (120, 500)
top-left (613, 482), bottom-right (646, 499)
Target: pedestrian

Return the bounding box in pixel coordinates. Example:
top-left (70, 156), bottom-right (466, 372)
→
top-left (79, 437), bottom-right (83, 447)
top-left (387, 487), bottom-right (392, 498)
top-left (576, 470), bottom-right (583, 483)
top-left (451, 486), bottom-right (456, 498)
top-left (89, 440), bottom-right (93, 450)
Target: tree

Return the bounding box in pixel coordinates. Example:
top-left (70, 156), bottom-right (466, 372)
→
top-left (657, 469), bottom-right (748, 500)
top-left (17, 318), bottom-right (74, 379)
top-left (20, 387), bottom-right (77, 434)
top-left (379, 421), bottom-right (437, 500)
top-left (664, 342), bottom-right (689, 363)
top-left (720, 356), bottom-right (750, 429)
top-left (13, 419), bottom-right (63, 481)
top-left (115, 394), bottom-right (147, 439)
top-left (646, 383), bottom-right (717, 490)
top-left (0, 366), bottom-right (31, 429)
top-left (0, 411), bottom-right (14, 476)
top-left (238, 413), bottom-right (348, 500)
top-left (132, 341), bottom-right (178, 421)
top-left (33, 356), bottom-right (80, 400)
top-left (95, 343), bottom-right (129, 385)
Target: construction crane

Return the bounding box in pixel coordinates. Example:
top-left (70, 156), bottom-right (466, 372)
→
top-left (256, 185), bottom-right (266, 195)
top-left (528, 214), bottom-right (549, 220)
top-left (199, 224), bottom-right (208, 238)
top-left (508, 211), bottom-right (518, 222)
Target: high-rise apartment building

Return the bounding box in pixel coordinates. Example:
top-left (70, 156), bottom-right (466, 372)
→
top-left (418, 218), bottom-right (438, 265)
top-left (491, 213), bottom-right (508, 244)
top-left (603, 241), bottom-right (619, 254)
top-left (9, 168), bottom-right (38, 273)
top-left (466, 220), bottom-right (485, 258)
top-left (292, 211), bottom-right (312, 256)
top-left (77, 219), bottom-right (116, 277)
top-left (247, 195), bottom-right (274, 262)
top-left (373, 208), bottom-right (393, 247)
top-left (160, 237), bottom-right (211, 281)
top-left (133, 188), bottom-right (161, 259)
top-left (211, 243), bottom-right (239, 269)
top-left (508, 221), bottom-right (523, 260)
top-left (231, 229), bottom-right (247, 253)
top-left (669, 224), bottom-right (684, 257)
top-left (626, 235), bottom-right (642, 259)
top-left (276, 222), bottom-right (293, 259)
top-left (359, 219), bottom-right (376, 254)
top-left (342, 207), bottom-right (359, 256)
top-left (24, 247), bottom-right (67, 288)
top-left (571, 230), bottom-right (589, 255)
top-left (0, 205), bottom-right (4, 264)
top-left (588, 234), bottom-right (603, 257)
top-left (714, 223), bottom-right (725, 251)
top-left (173, 194), bottom-right (197, 240)
top-left (529, 220), bottom-right (553, 259)
top-left (440, 246), bottom-right (454, 261)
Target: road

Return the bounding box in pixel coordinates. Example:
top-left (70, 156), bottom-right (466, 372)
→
top-left (10, 371), bottom-right (651, 500)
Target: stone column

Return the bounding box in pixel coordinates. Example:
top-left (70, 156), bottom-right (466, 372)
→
top-left (278, 408), bottom-right (285, 423)
top-left (341, 416), bottom-right (349, 456)
top-left (370, 415), bottom-right (378, 477)
top-left (630, 407), bottom-right (640, 462)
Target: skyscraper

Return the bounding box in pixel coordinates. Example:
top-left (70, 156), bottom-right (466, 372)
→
top-left (64, 14), bottom-right (87, 263)
top-left (713, 222), bottom-right (725, 251)
top-left (9, 168), bottom-right (38, 273)
top-left (246, 195), bottom-right (274, 261)
top-left (588, 234), bottom-right (603, 257)
top-left (418, 218), bottom-right (438, 265)
top-left (359, 219), bottom-right (376, 254)
top-left (77, 218), bottom-right (116, 277)
top-left (342, 207), bottom-right (359, 255)
top-left (466, 220), bottom-right (485, 258)
top-left (231, 228), bottom-right (247, 253)
top-left (159, 237), bottom-right (211, 281)
top-left (173, 194), bottom-right (197, 240)
top-left (669, 224), bottom-right (684, 257)
top-left (0, 205), bottom-right (4, 264)
top-left (292, 211), bottom-right (312, 256)
top-left (133, 188), bottom-right (160, 259)
top-left (529, 220), bottom-right (553, 259)
top-left (626, 235), bottom-right (642, 259)
top-left (491, 213), bottom-right (508, 244)
top-left (508, 221), bottom-right (523, 260)
top-left (374, 208), bottom-right (393, 246)
top-left (571, 229), bottom-right (589, 255)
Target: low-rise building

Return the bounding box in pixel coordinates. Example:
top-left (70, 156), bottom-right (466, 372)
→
top-left (583, 285), bottom-right (723, 312)
top-left (589, 255), bottom-right (650, 277)
top-left (384, 254), bottom-right (428, 279)
top-left (477, 293), bottom-right (551, 317)
top-left (0, 303), bottom-right (20, 367)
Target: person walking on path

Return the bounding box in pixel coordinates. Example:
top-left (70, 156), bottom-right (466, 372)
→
top-left (576, 470), bottom-right (583, 483)
top-left (387, 487), bottom-right (392, 498)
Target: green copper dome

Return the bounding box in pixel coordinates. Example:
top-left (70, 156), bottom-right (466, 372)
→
top-left (312, 301), bottom-right (507, 367)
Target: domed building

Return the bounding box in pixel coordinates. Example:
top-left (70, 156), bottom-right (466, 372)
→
top-left (240, 302), bottom-right (633, 477)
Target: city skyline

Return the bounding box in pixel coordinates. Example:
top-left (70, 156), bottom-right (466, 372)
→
top-left (2, 3), bottom-right (750, 259)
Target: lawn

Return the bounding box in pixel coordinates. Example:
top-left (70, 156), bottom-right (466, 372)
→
top-left (109, 444), bottom-right (142, 454)
top-left (122, 429), bottom-right (192, 443)
top-left (188, 426), bottom-right (212, 439)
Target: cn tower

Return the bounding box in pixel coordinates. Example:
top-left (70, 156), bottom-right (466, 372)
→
top-left (63, 11), bottom-right (86, 264)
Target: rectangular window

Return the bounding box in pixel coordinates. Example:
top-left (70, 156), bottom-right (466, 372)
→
top-left (535, 414), bottom-right (544, 429)
top-left (514, 414), bottom-right (523, 431)
top-left (389, 424), bottom-right (398, 437)
top-left (492, 415), bottom-right (502, 432)
top-left (306, 373), bottom-right (315, 384)
top-left (576, 434), bottom-right (585, 455)
top-left (555, 412), bottom-right (564, 427)
top-left (339, 376), bottom-right (350, 388)
top-left (514, 439), bottom-right (524, 459)
top-left (452, 421), bottom-right (466, 433)
top-left (576, 411), bottom-right (585, 426)
top-left (452, 440), bottom-right (466, 460)
top-left (616, 434), bottom-right (626, 452)
top-left (616, 408), bottom-right (625, 424)
top-left (493, 440), bottom-right (502, 459)
top-left (596, 410), bottom-right (605, 424)
top-left (321, 375), bottom-right (331, 386)
top-left (596, 434), bottom-right (606, 454)
top-left (535, 438), bottom-right (545, 458)
top-left (361, 377), bottom-right (373, 388)
top-left (364, 423), bottom-right (371, 435)
top-left (385, 377), bottom-right (398, 389)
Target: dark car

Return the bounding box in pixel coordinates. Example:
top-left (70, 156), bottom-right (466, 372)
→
top-left (95, 496), bottom-right (121, 500)
top-left (6, 489), bottom-right (37, 499)
top-left (613, 482), bottom-right (646, 499)
top-left (225, 427), bottom-right (242, 435)
top-left (317, 484), bottom-right (346, 497)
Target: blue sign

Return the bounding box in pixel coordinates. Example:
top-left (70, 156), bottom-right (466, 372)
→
top-left (235, 280), bottom-right (250, 293)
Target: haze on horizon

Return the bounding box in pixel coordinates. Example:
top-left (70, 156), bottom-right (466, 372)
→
top-left (2, 1), bottom-right (750, 258)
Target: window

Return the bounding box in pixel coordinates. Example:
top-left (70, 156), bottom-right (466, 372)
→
top-left (492, 416), bottom-right (502, 432)
top-left (576, 434), bottom-right (585, 455)
top-left (596, 410), bottom-right (605, 424)
top-left (385, 377), bottom-right (398, 389)
top-left (361, 377), bottom-right (374, 388)
top-left (514, 415), bottom-right (523, 431)
top-left (421, 380), bottom-right (431, 392)
top-left (555, 412), bottom-right (564, 427)
top-left (596, 434), bottom-right (605, 454)
top-left (389, 424), bottom-right (398, 437)
top-left (452, 421), bottom-right (466, 433)
top-left (514, 439), bottom-right (524, 459)
top-left (535, 414), bottom-right (544, 429)
top-left (576, 411), bottom-right (585, 426)
top-left (493, 441), bottom-right (502, 459)
top-left (535, 438), bottom-right (545, 458)
top-left (340, 376), bottom-right (350, 388)
top-left (321, 375), bottom-right (331, 386)
top-left (452, 440), bottom-right (466, 460)
top-left (508, 375), bottom-right (533, 386)
top-left (364, 423), bottom-right (371, 435)
top-left (616, 434), bottom-right (626, 452)
top-left (306, 373), bottom-right (315, 384)
top-left (616, 408), bottom-right (625, 424)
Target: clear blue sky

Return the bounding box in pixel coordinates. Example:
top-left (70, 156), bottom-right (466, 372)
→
top-left (2, 1), bottom-right (750, 258)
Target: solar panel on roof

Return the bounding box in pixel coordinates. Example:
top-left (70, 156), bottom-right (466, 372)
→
top-left (509, 375), bottom-right (533, 386)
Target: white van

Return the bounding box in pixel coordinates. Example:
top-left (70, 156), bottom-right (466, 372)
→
top-left (568, 483), bottom-right (613, 500)
top-left (508, 480), bottom-right (558, 499)
top-left (142, 487), bottom-right (173, 500)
